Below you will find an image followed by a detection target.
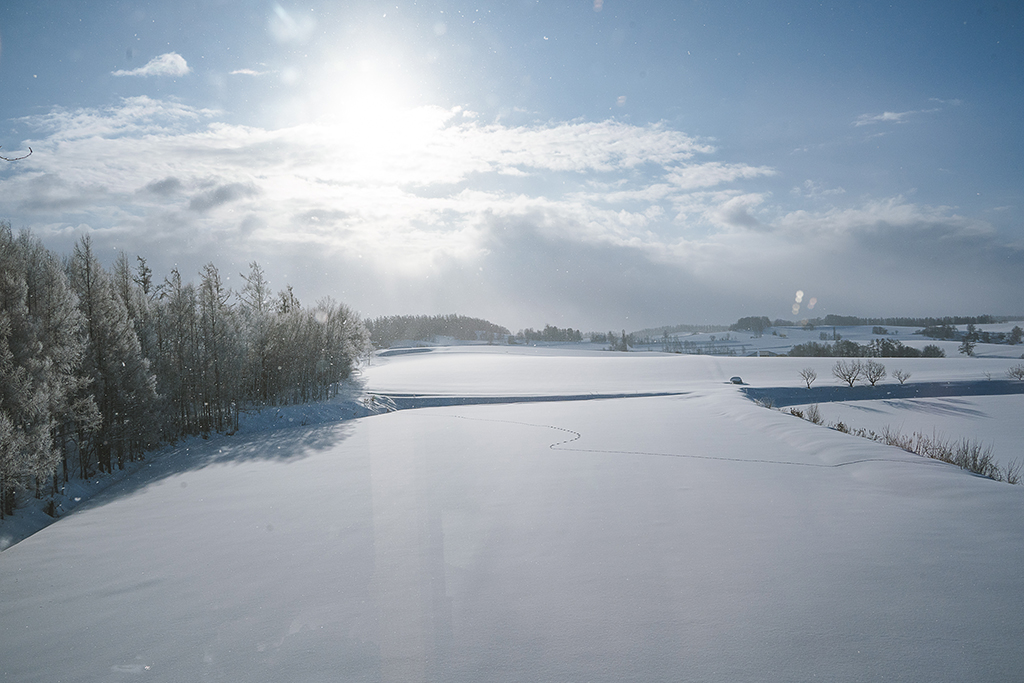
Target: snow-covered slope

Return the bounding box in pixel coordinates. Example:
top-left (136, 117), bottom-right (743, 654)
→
top-left (1, 348), bottom-right (1022, 682)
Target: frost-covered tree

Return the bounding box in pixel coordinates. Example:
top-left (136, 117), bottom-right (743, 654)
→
top-left (239, 262), bottom-right (274, 403)
top-left (17, 232), bottom-right (96, 490)
top-left (1, 232), bottom-right (371, 518)
top-left (0, 226), bottom-right (36, 513)
top-left (69, 236), bottom-right (157, 472)
top-left (156, 268), bottom-right (201, 435)
top-left (198, 263), bottom-right (241, 432)
top-left (314, 297), bottom-right (370, 396)
top-left (0, 308), bottom-right (30, 517)
top-left (1, 225), bottom-right (97, 511)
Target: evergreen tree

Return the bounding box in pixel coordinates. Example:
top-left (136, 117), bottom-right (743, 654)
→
top-left (958, 323), bottom-right (978, 357)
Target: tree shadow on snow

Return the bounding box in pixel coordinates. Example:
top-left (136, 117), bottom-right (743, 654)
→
top-left (880, 398), bottom-right (990, 418)
top-left (742, 379), bottom-right (1024, 408)
top-left (69, 419), bottom-right (361, 513)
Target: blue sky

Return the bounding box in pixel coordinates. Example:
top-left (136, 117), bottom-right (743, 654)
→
top-left (1, 1), bottom-right (1021, 330)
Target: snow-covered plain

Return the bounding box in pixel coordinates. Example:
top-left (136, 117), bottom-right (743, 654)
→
top-left (1, 346), bottom-right (1023, 681)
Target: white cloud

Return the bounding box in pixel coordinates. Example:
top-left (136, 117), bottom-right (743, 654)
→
top-left (855, 111), bottom-right (912, 126)
top-left (111, 53), bottom-right (191, 78)
top-left (20, 96), bottom-right (218, 142)
top-left (791, 180), bottom-right (845, 198)
top-left (665, 162), bottom-right (775, 190)
top-left (854, 108), bottom-right (939, 126)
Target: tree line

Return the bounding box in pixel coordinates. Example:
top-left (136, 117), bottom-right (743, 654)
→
top-left (788, 338), bottom-right (945, 358)
top-left (516, 325), bottom-right (583, 343)
top-left (366, 314), bottom-right (510, 348)
top-left (918, 322), bottom-right (1022, 346)
top-left (1, 223), bottom-right (369, 518)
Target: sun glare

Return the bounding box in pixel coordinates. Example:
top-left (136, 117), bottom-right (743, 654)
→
top-left (307, 55), bottom-right (422, 153)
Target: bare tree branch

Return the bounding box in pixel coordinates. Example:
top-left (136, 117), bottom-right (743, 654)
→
top-left (0, 144), bottom-right (32, 160)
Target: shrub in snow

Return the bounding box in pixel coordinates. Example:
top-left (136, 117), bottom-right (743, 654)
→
top-left (799, 367), bottom-right (817, 388)
top-left (893, 369), bottom-right (911, 385)
top-left (1008, 364), bottom-right (1024, 381)
top-left (1005, 460), bottom-right (1022, 485)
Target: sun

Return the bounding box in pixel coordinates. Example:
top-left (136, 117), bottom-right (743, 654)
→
top-left (307, 55), bottom-right (421, 152)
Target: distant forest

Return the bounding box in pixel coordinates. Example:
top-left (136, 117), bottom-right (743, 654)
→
top-left (366, 314), bottom-right (510, 348)
top-left (516, 325), bottom-right (583, 343)
top-left (0, 223), bottom-right (370, 517)
top-left (788, 339), bottom-right (947, 358)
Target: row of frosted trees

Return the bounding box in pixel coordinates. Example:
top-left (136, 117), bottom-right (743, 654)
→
top-left (0, 224), bottom-right (370, 517)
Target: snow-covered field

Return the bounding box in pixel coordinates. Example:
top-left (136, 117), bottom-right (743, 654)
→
top-left (1, 346), bottom-right (1023, 681)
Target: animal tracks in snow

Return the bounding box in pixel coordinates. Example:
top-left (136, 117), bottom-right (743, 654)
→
top-left (444, 411), bottom-right (916, 471)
